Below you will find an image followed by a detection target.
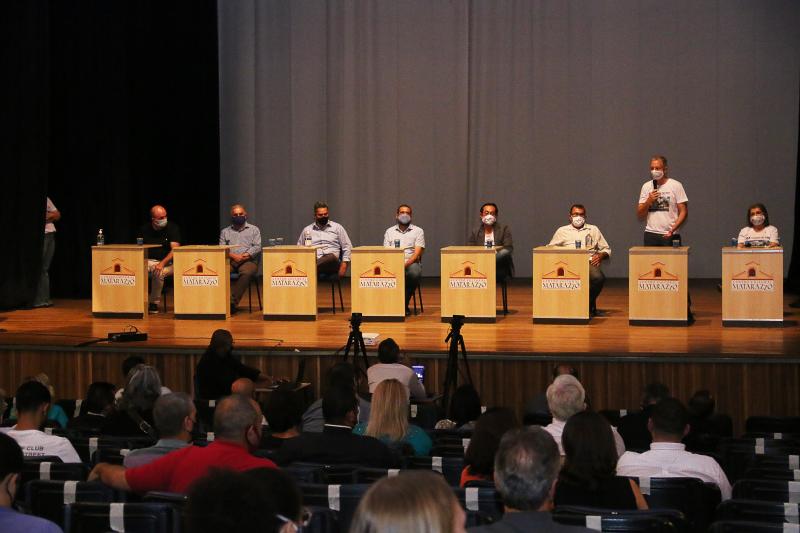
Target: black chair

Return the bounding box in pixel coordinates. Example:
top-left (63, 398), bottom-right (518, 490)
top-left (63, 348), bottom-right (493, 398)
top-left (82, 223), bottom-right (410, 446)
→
top-left (553, 506), bottom-right (688, 532)
top-left (431, 442), bottom-right (468, 458)
top-left (452, 486), bottom-right (504, 526)
top-left (599, 409), bottom-right (635, 428)
top-left (749, 454), bottom-right (800, 471)
top-left (230, 271), bottom-right (262, 313)
top-left (298, 483), bottom-right (370, 533)
top-left (743, 467), bottom-right (800, 481)
top-left (411, 283), bottom-right (424, 315)
top-left (708, 520), bottom-right (789, 532)
top-left (283, 463), bottom-right (326, 484)
top-left (56, 398), bottom-right (84, 419)
top-left (192, 399), bottom-right (217, 434)
top-left (522, 412), bottom-right (553, 426)
top-left (160, 276), bottom-right (174, 313)
top-left (733, 479), bottom-right (800, 503)
top-left (719, 438), bottom-right (800, 483)
top-left (19, 461), bottom-right (88, 490)
top-left (305, 505), bottom-right (340, 533)
top-left (94, 446), bottom-right (134, 466)
top-left (66, 502), bottom-right (181, 533)
top-left (746, 417), bottom-right (800, 435)
top-left (716, 498), bottom-right (800, 525)
top-left (406, 455), bottom-right (464, 486)
top-left (69, 436), bottom-right (155, 465)
top-left (632, 476), bottom-right (721, 532)
top-left (318, 272), bottom-right (344, 314)
top-left (745, 432), bottom-right (800, 442)
top-left (499, 278), bottom-right (508, 315)
top-left (352, 467), bottom-right (403, 484)
top-left (25, 480), bottom-right (115, 528)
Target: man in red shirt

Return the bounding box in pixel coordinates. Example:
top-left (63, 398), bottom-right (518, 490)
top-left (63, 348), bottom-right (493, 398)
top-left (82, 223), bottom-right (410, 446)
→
top-left (89, 394), bottom-right (275, 494)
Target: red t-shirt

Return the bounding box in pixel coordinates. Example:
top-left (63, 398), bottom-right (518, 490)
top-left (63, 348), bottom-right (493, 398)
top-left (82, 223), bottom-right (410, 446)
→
top-left (125, 440), bottom-right (276, 494)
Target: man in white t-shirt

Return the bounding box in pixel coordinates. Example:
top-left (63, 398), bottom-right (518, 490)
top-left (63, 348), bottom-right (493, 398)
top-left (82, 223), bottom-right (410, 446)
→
top-left (0, 381), bottom-right (80, 463)
top-left (383, 204), bottom-right (425, 315)
top-left (367, 338), bottom-right (426, 400)
top-left (636, 155), bottom-right (688, 247)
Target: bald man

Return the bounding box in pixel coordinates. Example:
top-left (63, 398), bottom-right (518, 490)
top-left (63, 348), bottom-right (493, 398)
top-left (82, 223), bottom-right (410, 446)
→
top-left (219, 204), bottom-right (262, 314)
top-left (231, 378), bottom-right (255, 398)
top-left (138, 205), bottom-right (182, 313)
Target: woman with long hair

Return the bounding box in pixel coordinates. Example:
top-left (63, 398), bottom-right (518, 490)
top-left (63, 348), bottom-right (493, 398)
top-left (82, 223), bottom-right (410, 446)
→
top-left (103, 364), bottom-right (162, 437)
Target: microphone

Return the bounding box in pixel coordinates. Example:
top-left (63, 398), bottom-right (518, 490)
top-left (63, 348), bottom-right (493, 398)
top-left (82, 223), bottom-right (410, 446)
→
top-left (652, 179), bottom-right (658, 190)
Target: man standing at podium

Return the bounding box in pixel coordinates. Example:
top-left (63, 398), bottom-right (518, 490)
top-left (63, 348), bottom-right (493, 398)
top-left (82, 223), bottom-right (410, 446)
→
top-left (548, 204), bottom-right (611, 316)
top-left (139, 205), bottom-right (181, 313)
top-left (297, 201), bottom-right (352, 279)
top-left (219, 204), bottom-right (261, 315)
top-left (383, 204), bottom-right (425, 315)
top-left (636, 155), bottom-right (688, 246)
top-left (468, 202), bottom-right (514, 281)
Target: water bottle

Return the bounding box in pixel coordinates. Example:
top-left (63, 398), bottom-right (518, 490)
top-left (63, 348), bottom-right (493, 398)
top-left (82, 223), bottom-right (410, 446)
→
top-left (96, 229), bottom-right (105, 246)
top-left (730, 238), bottom-right (737, 247)
top-left (394, 239), bottom-right (401, 248)
top-left (304, 231), bottom-right (312, 247)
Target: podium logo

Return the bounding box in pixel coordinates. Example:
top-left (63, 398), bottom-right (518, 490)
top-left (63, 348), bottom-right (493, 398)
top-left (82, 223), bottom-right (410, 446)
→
top-left (731, 261), bottom-right (774, 292)
top-left (637, 262), bottom-right (679, 292)
top-left (270, 261), bottom-right (309, 287)
top-left (449, 262), bottom-right (488, 289)
top-left (181, 260), bottom-right (219, 287)
top-left (358, 261), bottom-right (397, 289)
top-left (541, 261), bottom-right (582, 290)
top-left (99, 258), bottom-right (137, 286)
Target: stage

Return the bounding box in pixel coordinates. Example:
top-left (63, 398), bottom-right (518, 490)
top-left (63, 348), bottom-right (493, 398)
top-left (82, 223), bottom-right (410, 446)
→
top-left (2, 279), bottom-right (799, 433)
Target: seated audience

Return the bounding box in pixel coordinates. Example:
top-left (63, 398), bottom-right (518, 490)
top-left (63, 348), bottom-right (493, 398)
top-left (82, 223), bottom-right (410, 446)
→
top-left (524, 364), bottom-right (582, 422)
top-left (115, 355), bottom-right (171, 401)
top-left (353, 378), bottom-right (432, 456)
top-left (436, 384), bottom-right (482, 431)
top-left (684, 389), bottom-right (732, 453)
top-left (544, 375), bottom-right (625, 457)
top-left (367, 338), bottom-right (426, 400)
top-left (0, 381), bottom-right (80, 462)
top-left (0, 433), bottom-right (63, 533)
top-left (554, 411), bottom-right (647, 509)
top-left (617, 382), bottom-right (670, 452)
top-left (123, 393), bottom-right (194, 468)
top-left (231, 377), bottom-right (255, 398)
top-left (195, 329), bottom-right (274, 400)
top-left (89, 394), bottom-right (276, 494)
top-left (275, 386), bottom-right (398, 468)
top-left (616, 397), bottom-right (732, 500)
top-left (350, 470), bottom-right (466, 533)
top-left (301, 362), bottom-right (370, 432)
top-left (32, 373), bottom-right (69, 428)
top-left (261, 385), bottom-right (302, 449)
top-left (68, 381), bottom-right (116, 432)
top-left (461, 407), bottom-right (519, 487)
top-left (103, 364), bottom-right (162, 437)
top-left (469, 426), bottom-right (593, 532)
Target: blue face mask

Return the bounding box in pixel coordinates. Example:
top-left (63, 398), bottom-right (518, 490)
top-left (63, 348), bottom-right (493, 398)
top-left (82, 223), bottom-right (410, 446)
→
top-left (231, 215), bottom-right (246, 226)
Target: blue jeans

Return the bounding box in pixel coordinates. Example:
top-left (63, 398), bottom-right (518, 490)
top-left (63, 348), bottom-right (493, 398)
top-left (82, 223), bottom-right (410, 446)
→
top-left (33, 233), bottom-right (55, 307)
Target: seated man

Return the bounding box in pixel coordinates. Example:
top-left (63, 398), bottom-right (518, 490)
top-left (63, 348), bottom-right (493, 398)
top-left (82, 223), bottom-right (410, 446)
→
top-left (219, 204), bottom-right (261, 314)
top-left (123, 393), bottom-right (194, 468)
top-left (548, 204), bottom-right (611, 315)
top-left (468, 202), bottom-right (513, 281)
top-left (90, 395), bottom-right (276, 494)
top-left (301, 362), bottom-right (370, 432)
top-left (469, 427), bottom-right (593, 532)
top-left (297, 201), bottom-right (353, 279)
top-left (0, 381), bottom-right (80, 463)
top-left (616, 397), bottom-right (732, 500)
top-left (383, 204), bottom-right (425, 315)
top-left (367, 338), bottom-right (426, 401)
top-left (617, 382), bottom-right (670, 452)
top-left (275, 386), bottom-right (397, 468)
top-left (138, 204), bottom-right (181, 313)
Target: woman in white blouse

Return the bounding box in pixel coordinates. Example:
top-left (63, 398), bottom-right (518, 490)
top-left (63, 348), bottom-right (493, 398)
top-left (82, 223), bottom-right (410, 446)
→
top-left (737, 203), bottom-right (780, 248)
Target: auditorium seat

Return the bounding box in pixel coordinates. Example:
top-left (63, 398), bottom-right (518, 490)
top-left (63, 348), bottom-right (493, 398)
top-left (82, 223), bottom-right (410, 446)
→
top-left (631, 476), bottom-right (721, 532)
top-left (304, 505), bottom-right (339, 533)
top-left (715, 499), bottom-right (800, 525)
top-left (452, 486), bottom-right (504, 526)
top-left (352, 466), bottom-right (402, 484)
top-left (20, 461), bottom-right (89, 492)
top-left (749, 454), bottom-right (800, 472)
top-left (553, 505), bottom-right (689, 532)
top-left (431, 442), bottom-right (469, 458)
top-left (94, 446), bottom-right (132, 465)
top-left (599, 409), bottom-right (635, 428)
top-left (65, 502), bottom-right (181, 533)
top-left (708, 520), bottom-right (789, 532)
top-left (69, 436), bottom-right (155, 465)
top-left (406, 455), bottom-right (464, 486)
top-left (743, 467), bottom-right (800, 481)
top-left (192, 399), bottom-right (217, 433)
top-left (733, 479), bottom-right (800, 503)
top-left (719, 438), bottom-right (800, 482)
top-left (25, 480), bottom-right (115, 529)
top-left (298, 483), bottom-right (370, 532)
top-left (56, 398), bottom-right (84, 420)
top-left (746, 417), bottom-right (800, 435)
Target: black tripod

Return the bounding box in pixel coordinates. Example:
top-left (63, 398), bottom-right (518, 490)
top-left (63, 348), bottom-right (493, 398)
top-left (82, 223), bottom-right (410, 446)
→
top-left (442, 315), bottom-right (473, 415)
top-left (343, 312), bottom-right (370, 376)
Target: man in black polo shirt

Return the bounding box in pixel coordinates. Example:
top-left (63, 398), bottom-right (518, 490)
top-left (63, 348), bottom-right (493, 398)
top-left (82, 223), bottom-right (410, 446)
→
top-left (138, 205), bottom-right (181, 313)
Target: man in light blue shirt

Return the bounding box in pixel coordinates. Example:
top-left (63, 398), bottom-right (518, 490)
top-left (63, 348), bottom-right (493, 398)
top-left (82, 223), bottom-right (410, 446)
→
top-left (219, 204), bottom-right (262, 314)
top-left (383, 204), bottom-right (425, 314)
top-left (123, 393), bottom-right (193, 468)
top-left (296, 201), bottom-right (353, 279)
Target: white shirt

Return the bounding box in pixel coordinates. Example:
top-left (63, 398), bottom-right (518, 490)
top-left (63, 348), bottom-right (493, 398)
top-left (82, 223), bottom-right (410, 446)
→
top-left (45, 197), bottom-right (58, 234)
top-left (367, 363), bottom-right (426, 400)
top-left (616, 442), bottom-right (732, 500)
top-left (484, 230), bottom-right (495, 246)
top-left (737, 225), bottom-right (779, 247)
top-left (548, 223), bottom-right (612, 257)
top-left (638, 178), bottom-right (688, 234)
top-left (1, 427), bottom-right (81, 463)
top-left (543, 418), bottom-right (626, 458)
top-left (383, 224), bottom-right (425, 262)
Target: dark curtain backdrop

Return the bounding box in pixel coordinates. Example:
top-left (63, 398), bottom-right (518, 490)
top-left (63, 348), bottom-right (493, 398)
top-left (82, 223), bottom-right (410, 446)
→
top-left (0, 1), bottom-right (220, 305)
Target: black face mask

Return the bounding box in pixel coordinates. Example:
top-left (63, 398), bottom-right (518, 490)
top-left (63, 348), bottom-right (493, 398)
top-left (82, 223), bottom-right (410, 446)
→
top-left (316, 217), bottom-right (329, 226)
top-left (231, 215), bottom-right (246, 226)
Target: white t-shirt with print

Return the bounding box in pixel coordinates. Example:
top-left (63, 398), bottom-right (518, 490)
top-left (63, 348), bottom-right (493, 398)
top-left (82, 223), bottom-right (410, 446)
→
top-left (737, 225), bottom-right (779, 247)
top-left (0, 427), bottom-right (81, 463)
top-left (638, 178), bottom-right (688, 234)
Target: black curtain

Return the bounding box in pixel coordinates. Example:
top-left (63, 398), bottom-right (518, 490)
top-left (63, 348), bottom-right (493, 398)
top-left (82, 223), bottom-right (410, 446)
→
top-left (0, 1), bottom-right (220, 305)
top-left (789, 92), bottom-right (800, 290)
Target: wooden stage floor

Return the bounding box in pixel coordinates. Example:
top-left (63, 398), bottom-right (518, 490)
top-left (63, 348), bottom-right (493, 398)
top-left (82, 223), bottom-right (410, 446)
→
top-left (1, 279), bottom-right (799, 362)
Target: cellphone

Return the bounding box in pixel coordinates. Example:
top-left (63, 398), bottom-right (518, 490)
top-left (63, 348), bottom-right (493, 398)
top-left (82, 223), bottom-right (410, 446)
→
top-left (412, 364), bottom-right (425, 385)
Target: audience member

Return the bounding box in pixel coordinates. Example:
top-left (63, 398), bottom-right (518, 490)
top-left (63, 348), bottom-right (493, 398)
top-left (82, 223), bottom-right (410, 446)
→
top-left (301, 362), bottom-right (370, 432)
top-left (461, 407), bottom-right (519, 487)
top-left (616, 397), bottom-right (732, 500)
top-left (469, 427), bottom-right (592, 532)
top-left (123, 393), bottom-right (194, 468)
top-left (32, 374), bottom-right (69, 428)
top-left (115, 356), bottom-right (171, 401)
top-left (543, 375), bottom-right (625, 457)
top-left (554, 412), bottom-right (647, 509)
top-left (0, 388), bottom-right (6, 424)
top-left (436, 384), bottom-right (482, 431)
top-left (524, 364), bottom-right (581, 422)
top-left (68, 381), bottom-right (116, 432)
top-left (353, 379), bottom-right (432, 456)
top-left (195, 329), bottom-right (274, 400)
top-left (261, 386), bottom-right (302, 449)
top-left (617, 382), bottom-right (670, 451)
top-left (231, 377), bottom-right (255, 398)
top-left (103, 365), bottom-right (162, 437)
top-left (367, 338), bottom-right (426, 400)
top-left (684, 390), bottom-right (732, 453)
top-left (89, 395), bottom-right (276, 494)
top-left (0, 381), bottom-right (79, 462)
top-left (275, 386), bottom-right (398, 468)
top-left (0, 433), bottom-right (63, 533)
top-left (351, 470), bottom-right (466, 533)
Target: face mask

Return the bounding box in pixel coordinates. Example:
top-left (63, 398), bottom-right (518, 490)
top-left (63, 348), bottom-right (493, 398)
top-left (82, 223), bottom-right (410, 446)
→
top-left (153, 218), bottom-right (168, 228)
top-left (231, 215), bottom-right (246, 226)
top-left (316, 217), bottom-right (329, 226)
top-left (482, 214), bottom-right (496, 226)
top-left (397, 214), bottom-right (411, 225)
top-left (571, 216), bottom-right (585, 228)
top-left (750, 214), bottom-right (765, 226)
top-left (651, 170), bottom-right (664, 180)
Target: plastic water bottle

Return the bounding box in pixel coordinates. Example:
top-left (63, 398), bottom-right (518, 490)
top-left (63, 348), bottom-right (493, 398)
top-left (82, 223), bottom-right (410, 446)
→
top-left (96, 229), bottom-right (105, 246)
top-left (730, 238), bottom-right (737, 247)
top-left (304, 231), bottom-right (312, 247)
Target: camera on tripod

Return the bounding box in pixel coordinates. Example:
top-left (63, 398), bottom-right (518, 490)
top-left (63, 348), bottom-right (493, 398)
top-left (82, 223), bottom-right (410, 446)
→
top-left (349, 312), bottom-right (363, 329)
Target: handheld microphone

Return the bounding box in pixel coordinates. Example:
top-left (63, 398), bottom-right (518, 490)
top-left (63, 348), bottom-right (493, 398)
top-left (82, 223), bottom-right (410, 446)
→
top-left (652, 179), bottom-right (658, 190)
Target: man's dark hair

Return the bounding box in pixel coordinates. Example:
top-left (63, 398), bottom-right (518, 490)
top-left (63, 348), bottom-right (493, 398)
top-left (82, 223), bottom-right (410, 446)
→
top-left (688, 390), bottom-right (716, 419)
top-left (122, 356), bottom-right (146, 378)
top-left (651, 397), bottom-right (689, 438)
top-left (153, 393), bottom-right (194, 438)
top-left (396, 204), bottom-right (412, 213)
top-left (263, 387), bottom-right (302, 433)
top-left (313, 201), bottom-right (328, 212)
top-left (464, 407), bottom-right (519, 476)
top-left (325, 362), bottom-right (356, 392)
top-left (15, 381), bottom-right (51, 414)
top-left (377, 338), bottom-right (400, 364)
top-left (560, 411), bottom-right (618, 491)
top-left (494, 427), bottom-right (560, 511)
top-left (569, 204), bottom-right (586, 214)
top-left (449, 384), bottom-right (482, 426)
top-left (84, 382), bottom-right (116, 413)
top-left (0, 433), bottom-right (24, 480)
top-left (322, 386), bottom-right (358, 424)
top-left (205, 329), bottom-right (234, 358)
top-left (642, 382), bottom-right (670, 407)
top-left (480, 202), bottom-right (499, 215)
top-left (213, 395), bottom-right (260, 440)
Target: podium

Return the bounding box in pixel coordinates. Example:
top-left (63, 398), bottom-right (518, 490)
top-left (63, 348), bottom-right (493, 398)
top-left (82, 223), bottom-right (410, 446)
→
top-left (173, 246), bottom-right (231, 320)
top-left (532, 247), bottom-right (590, 324)
top-left (262, 246), bottom-right (317, 320)
top-left (722, 247), bottom-right (783, 327)
top-left (629, 246), bottom-right (690, 325)
top-left (440, 246), bottom-right (496, 322)
top-left (92, 245), bottom-right (159, 318)
top-left (351, 246), bottom-right (406, 321)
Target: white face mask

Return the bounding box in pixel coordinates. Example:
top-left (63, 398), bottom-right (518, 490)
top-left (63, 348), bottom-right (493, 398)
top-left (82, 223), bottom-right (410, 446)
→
top-left (571, 216), bottom-right (585, 228)
top-left (482, 214), bottom-right (496, 226)
top-left (651, 170), bottom-right (664, 180)
top-left (153, 218), bottom-right (168, 228)
top-left (397, 214), bottom-right (411, 225)
top-left (750, 214), bottom-right (765, 226)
